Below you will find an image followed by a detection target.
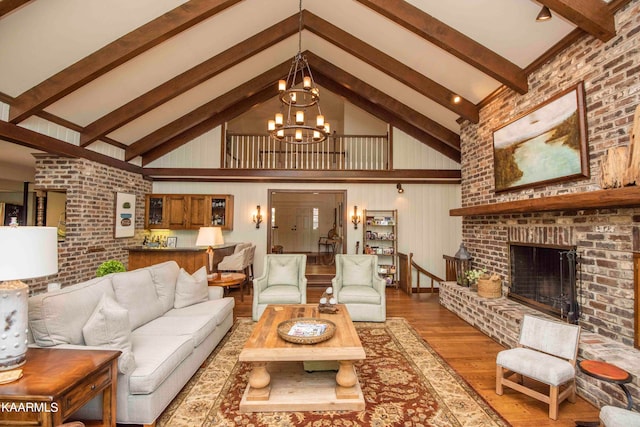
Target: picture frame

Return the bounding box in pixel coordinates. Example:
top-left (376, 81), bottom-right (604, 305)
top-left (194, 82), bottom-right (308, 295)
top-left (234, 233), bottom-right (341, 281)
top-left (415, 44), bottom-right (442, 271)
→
top-left (492, 82), bottom-right (589, 193)
top-left (114, 192), bottom-right (136, 238)
top-left (166, 236), bottom-right (177, 248)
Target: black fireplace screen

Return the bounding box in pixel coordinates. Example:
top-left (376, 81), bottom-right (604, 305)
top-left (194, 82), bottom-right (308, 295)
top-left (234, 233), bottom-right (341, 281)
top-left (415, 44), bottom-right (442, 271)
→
top-left (508, 244), bottom-right (580, 323)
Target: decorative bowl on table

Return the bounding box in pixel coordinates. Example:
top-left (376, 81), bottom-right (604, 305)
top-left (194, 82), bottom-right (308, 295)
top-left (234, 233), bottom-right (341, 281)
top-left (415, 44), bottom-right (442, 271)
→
top-left (277, 318), bottom-right (336, 344)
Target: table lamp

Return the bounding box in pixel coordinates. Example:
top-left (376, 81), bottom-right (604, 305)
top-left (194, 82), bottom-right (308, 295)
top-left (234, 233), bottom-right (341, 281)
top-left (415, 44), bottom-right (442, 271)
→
top-left (195, 226), bottom-right (224, 278)
top-left (0, 226), bottom-right (58, 371)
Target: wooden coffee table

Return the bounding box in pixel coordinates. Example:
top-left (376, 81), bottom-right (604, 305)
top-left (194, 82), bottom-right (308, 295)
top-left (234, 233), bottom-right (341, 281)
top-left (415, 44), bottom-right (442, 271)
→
top-left (239, 304), bottom-right (365, 412)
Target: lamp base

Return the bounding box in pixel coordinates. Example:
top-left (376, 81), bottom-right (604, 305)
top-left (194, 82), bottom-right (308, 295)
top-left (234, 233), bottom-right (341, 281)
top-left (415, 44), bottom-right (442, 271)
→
top-left (0, 280), bottom-right (29, 371)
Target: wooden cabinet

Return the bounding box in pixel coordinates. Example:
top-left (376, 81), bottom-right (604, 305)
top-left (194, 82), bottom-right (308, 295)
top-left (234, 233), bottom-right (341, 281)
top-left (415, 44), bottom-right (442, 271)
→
top-left (145, 194), bottom-right (234, 230)
top-left (363, 209), bottom-right (398, 287)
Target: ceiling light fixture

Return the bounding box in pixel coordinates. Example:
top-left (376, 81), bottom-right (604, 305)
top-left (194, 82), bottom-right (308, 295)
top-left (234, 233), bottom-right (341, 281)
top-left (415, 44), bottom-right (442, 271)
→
top-left (267, 0), bottom-right (329, 144)
top-left (536, 6), bottom-right (552, 22)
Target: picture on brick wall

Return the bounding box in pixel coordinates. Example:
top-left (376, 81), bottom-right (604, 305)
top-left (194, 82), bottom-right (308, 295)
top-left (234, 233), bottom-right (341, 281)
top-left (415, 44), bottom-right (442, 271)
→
top-left (115, 192), bottom-right (136, 238)
top-left (492, 82), bottom-right (589, 192)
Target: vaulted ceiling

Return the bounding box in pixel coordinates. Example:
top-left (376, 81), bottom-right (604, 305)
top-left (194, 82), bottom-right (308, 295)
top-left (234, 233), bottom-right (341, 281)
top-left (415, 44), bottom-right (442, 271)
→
top-left (0, 0), bottom-right (623, 182)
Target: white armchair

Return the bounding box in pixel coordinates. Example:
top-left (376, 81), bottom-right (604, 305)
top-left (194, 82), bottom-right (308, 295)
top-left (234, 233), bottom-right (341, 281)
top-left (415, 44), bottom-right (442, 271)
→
top-left (252, 254), bottom-right (307, 321)
top-left (332, 254), bottom-right (386, 322)
top-left (496, 314), bottom-right (581, 420)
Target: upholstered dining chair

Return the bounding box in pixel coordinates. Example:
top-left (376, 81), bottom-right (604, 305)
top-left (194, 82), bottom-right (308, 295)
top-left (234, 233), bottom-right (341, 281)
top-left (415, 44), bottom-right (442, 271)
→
top-left (332, 254), bottom-right (386, 322)
top-left (496, 314), bottom-right (581, 420)
top-left (252, 254), bottom-right (307, 321)
top-left (217, 243), bottom-right (254, 298)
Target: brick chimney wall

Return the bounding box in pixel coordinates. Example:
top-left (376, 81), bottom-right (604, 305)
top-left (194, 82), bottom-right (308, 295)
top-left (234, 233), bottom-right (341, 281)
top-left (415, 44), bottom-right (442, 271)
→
top-left (28, 155), bottom-right (151, 294)
top-left (457, 0), bottom-right (640, 345)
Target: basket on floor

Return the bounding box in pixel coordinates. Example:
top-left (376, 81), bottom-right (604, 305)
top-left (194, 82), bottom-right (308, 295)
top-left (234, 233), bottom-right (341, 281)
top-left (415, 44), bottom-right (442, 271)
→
top-left (477, 274), bottom-right (502, 298)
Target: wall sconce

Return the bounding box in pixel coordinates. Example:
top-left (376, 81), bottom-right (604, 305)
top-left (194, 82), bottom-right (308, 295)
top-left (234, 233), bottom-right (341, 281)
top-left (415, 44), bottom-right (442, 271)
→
top-left (253, 205), bottom-right (263, 229)
top-left (351, 205), bottom-right (361, 229)
top-left (396, 183), bottom-right (404, 193)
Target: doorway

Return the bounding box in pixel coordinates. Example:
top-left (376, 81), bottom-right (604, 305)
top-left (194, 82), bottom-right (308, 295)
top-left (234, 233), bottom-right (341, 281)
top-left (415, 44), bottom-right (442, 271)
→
top-left (267, 190), bottom-right (346, 256)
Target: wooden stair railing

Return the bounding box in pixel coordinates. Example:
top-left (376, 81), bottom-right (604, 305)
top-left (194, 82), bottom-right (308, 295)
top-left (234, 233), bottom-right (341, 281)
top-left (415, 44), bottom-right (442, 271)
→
top-left (398, 252), bottom-right (444, 294)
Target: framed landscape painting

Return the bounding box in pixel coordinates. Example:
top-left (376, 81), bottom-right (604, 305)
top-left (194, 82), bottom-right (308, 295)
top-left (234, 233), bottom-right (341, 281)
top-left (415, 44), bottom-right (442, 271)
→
top-left (492, 82), bottom-right (589, 192)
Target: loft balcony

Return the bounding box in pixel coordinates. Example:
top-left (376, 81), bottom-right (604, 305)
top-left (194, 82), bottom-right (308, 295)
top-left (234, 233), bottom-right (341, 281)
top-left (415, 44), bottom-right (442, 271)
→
top-left (225, 133), bottom-right (390, 171)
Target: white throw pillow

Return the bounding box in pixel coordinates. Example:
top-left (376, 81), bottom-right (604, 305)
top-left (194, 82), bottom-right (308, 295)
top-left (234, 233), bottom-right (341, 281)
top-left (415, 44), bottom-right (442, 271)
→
top-left (343, 257), bottom-right (374, 286)
top-left (267, 257), bottom-right (299, 286)
top-left (82, 294), bottom-right (136, 374)
top-left (174, 266), bottom-right (209, 309)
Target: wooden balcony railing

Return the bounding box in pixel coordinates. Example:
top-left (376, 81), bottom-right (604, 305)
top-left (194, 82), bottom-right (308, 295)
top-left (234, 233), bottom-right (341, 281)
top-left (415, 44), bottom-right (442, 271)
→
top-left (224, 133), bottom-right (389, 170)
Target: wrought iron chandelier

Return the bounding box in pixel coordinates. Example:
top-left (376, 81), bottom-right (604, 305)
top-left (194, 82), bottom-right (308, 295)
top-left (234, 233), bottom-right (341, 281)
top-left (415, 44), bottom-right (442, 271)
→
top-left (267, 0), bottom-right (329, 144)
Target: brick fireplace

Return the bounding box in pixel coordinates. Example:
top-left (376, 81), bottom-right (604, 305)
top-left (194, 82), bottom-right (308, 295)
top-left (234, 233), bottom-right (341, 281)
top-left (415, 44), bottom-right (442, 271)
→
top-left (441, 0), bottom-right (640, 412)
top-left (508, 242), bottom-right (579, 323)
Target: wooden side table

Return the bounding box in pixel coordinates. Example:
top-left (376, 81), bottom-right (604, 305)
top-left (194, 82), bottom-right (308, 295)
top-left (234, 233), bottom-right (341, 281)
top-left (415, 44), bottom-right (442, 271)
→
top-left (208, 272), bottom-right (247, 301)
top-left (579, 360), bottom-right (633, 409)
top-left (576, 359), bottom-right (634, 427)
top-left (0, 348), bottom-right (120, 427)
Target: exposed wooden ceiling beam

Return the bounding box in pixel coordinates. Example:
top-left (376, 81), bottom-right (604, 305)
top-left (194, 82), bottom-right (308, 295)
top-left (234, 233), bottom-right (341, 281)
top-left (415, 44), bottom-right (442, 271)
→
top-left (313, 71), bottom-right (460, 163)
top-left (143, 168), bottom-right (461, 182)
top-left (306, 53), bottom-right (460, 155)
top-left (144, 52), bottom-right (462, 165)
top-left (141, 86), bottom-right (278, 165)
top-left (538, 0), bottom-right (616, 42)
top-left (80, 13), bottom-right (300, 147)
top-left (0, 0), bottom-right (30, 17)
top-left (126, 61), bottom-right (291, 161)
top-left (0, 121), bottom-right (142, 174)
top-left (8, 0), bottom-right (241, 123)
top-left (356, 0), bottom-right (528, 94)
top-left (302, 11), bottom-right (479, 124)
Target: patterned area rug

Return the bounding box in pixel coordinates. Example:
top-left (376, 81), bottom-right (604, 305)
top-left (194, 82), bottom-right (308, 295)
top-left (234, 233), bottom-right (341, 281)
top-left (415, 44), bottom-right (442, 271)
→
top-left (158, 318), bottom-right (510, 427)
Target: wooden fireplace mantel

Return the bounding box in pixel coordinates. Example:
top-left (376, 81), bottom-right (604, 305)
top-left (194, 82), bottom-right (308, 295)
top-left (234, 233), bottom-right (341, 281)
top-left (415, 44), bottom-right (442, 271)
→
top-left (450, 185), bottom-right (640, 216)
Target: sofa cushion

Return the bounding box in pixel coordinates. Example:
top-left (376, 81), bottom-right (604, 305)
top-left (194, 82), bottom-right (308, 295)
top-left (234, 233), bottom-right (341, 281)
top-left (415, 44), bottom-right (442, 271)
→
top-left (132, 315), bottom-right (216, 348)
top-left (342, 257), bottom-right (373, 287)
top-left (174, 267), bottom-right (208, 309)
top-left (337, 285), bottom-right (381, 304)
top-left (111, 269), bottom-right (165, 330)
top-left (166, 297), bottom-right (235, 326)
top-left (267, 257), bottom-right (299, 286)
top-left (82, 294), bottom-right (136, 374)
top-left (129, 334), bottom-right (193, 395)
top-left (29, 276), bottom-right (116, 347)
top-left (258, 285), bottom-right (301, 304)
top-left (147, 261), bottom-right (179, 312)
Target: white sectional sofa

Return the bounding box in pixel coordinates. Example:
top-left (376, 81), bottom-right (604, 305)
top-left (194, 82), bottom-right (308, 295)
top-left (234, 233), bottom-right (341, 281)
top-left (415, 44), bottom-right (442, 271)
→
top-left (28, 260), bottom-right (235, 426)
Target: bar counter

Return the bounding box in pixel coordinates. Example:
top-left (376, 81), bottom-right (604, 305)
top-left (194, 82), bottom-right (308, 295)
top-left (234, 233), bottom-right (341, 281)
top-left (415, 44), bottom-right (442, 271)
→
top-left (127, 244), bottom-right (236, 274)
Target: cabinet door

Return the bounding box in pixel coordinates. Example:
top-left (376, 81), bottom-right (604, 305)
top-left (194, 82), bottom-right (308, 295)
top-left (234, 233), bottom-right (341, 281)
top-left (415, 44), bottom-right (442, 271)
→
top-left (166, 195), bottom-right (187, 229)
top-left (187, 195), bottom-right (208, 229)
top-left (145, 195), bottom-right (166, 229)
top-left (209, 195), bottom-right (234, 231)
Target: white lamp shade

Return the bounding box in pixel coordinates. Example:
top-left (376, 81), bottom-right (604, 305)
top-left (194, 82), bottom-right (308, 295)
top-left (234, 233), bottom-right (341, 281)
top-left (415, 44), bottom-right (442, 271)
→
top-left (195, 227), bottom-right (224, 247)
top-left (0, 227), bottom-right (58, 281)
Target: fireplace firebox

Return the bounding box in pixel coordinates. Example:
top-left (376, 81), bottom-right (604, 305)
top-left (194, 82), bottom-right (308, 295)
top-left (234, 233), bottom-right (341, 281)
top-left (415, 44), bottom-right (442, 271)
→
top-left (508, 243), bottom-right (580, 323)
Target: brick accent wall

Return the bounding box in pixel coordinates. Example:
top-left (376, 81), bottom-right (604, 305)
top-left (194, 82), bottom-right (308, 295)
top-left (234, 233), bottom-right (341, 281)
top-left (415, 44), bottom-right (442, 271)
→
top-left (28, 155), bottom-right (151, 294)
top-left (455, 0), bottom-right (640, 345)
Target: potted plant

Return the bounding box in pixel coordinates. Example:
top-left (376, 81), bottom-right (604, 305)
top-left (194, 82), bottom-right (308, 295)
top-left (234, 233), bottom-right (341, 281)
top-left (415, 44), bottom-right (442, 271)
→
top-left (464, 268), bottom-right (487, 290)
top-left (96, 260), bottom-right (126, 277)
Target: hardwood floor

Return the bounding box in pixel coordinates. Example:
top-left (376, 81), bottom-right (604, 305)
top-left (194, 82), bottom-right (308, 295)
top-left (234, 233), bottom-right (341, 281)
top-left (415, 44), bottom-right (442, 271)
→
top-left (230, 285), bottom-right (601, 427)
